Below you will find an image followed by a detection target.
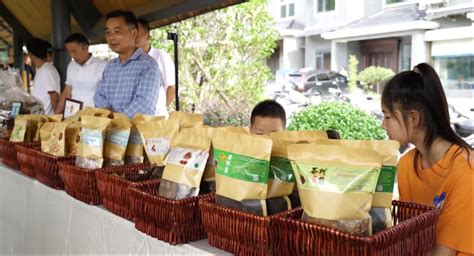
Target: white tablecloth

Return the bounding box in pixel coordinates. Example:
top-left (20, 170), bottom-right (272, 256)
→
top-left (0, 163), bottom-right (227, 254)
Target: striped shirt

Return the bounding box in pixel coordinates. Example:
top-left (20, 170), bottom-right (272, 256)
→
top-left (94, 48), bottom-right (160, 118)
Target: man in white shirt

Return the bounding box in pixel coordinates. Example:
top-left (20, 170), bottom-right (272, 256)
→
top-left (136, 19), bottom-right (176, 117)
top-left (55, 33), bottom-right (107, 113)
top-left (26, 38), bottom-right (60, 115)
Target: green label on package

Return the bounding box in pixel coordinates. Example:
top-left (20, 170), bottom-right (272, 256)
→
top-left (214, 148), bottom-right (269, 184)
top-left (291, 162), bottom-right (380, 193)
top-left (375, 165), bottom-right (396, 193)
top-left (270, 156), bottom-right (295, 182)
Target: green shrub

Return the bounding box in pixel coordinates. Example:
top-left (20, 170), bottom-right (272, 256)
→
top-left (288, 102), bottom-right (386, 140)
top-left (347, 55), bottom-right (359, 93)
top-left (358, 66), bottom-right (394, 93)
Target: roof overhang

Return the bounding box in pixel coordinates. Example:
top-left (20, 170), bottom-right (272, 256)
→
top-left (321, 20), bottom-right (439, 40)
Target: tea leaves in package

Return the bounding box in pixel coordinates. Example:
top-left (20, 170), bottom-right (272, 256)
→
top-left (316, 139), bottom-right (400, 233)
top-left (75, 116), bottom-right (111, 169)
top-left (104, 116), bottom-right (131, 166)
top-left (168, 111), bottom-right (203, 130)
top-left (288, 144), bottom-right (382, 236)
top-left (137, 119), bottom-right (179, 168)
top-left (158, 130), bottom-right (211, 200)
top-left (125, 114), bottom-right (164, 164)
top-left (213, 131), bottom-right (272, 216)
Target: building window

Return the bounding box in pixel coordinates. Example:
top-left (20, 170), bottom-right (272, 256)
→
top-left (280, 0), bottom-right (295, 18)
top-left (315, 51), bottom-right (331, 70)
top-left (433, 55), bottom-right (474, 91)
top-left (317, 0), bottom-right (335, 12)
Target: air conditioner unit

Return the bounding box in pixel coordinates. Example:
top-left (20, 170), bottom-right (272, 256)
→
top-left (419, 0), bottom-right (449, 10)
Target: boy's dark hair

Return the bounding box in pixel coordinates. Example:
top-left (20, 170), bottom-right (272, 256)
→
top-left (326, 129), bottom-right (341, 139)
top-left (65, 33), bottom-right (90, 46)
top-left (250, 100), bottom-right (286, 127)
top-left (105, 10), bottom-right (138, 30)
top-left (26, 38), bottom-right (48, 59)
top-left (382, 62), bottom-right (471, 173)
top-left (137, 18), bottom-right (150, 32)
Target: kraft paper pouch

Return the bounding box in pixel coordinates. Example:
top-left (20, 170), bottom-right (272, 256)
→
top-left (104, 117), bottom-right (131, 166)
top-left (65, 121), bottom-right (81, 156)
top-left (9, 119), bottom-right (27, 142)
top-left (180, 127), bottom-right (217, 193)
top-left (288, 144), bottom-right (382, 236)
top-left (316, 139), bottom-right (400, 233)
top-left (136, 119), bottom-right (179, 167)
top-left (158, 131), bottom-right (211, 200)
top-left (40, 123), bottom-right (54, 153)
top-left (169, 111), bottom-right (203, 130)
top-left (269, 130), bottom-right (328, 142)
top-left (125, 114), bottom-right (165, 164)
top-left (267, 130), bottom-right (328, 204)
top-left (49, 122), bottom-right (68, 156)
top-left (268, 138), bottom-right (296, 198)
top-left (34, 114), bottom-right (61, 141)
top-left (220, 126), bottom-right (249, 134)
top-left (11, 115), bottom-right (48, 142)
top-left (82, 107), bottom-right (112, 118)
top-left (213, 130), bottom-right (272, 216)
top-left (75, 116), bottom-right (111, 169)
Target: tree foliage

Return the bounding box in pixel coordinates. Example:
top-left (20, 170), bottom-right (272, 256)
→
top-left (358, 66), bottom-right (395, 93)
top-left (150, 0), bottom-right (278, 126)
top-left (347, 55), bottom-right (359, 93)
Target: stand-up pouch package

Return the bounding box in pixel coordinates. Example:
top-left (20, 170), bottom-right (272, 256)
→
top-left (288, 144), bottom-right (382, 236)
top-left (169, 111), bottom-right (203, 130)
top-left (213, 131), bottom-right (272, 216)
top-left (9, 118), bottom-right (28, 142)
top-left (316, 139), bottom-right (400, 233)
top-left (180, 127), bottom-right (217, 193)
top-left (104, 116), bottom-right (131, 166)
top-left (125, 114), bottom-right (164, 164)
top-left (137, 119), bottom-right (179, 175)
top-left (75, 116), bottom-right (111, 169)
top-left (269, 130), bottom-right (328, 207)
top-left (158, 131), bottom-right (211, 200)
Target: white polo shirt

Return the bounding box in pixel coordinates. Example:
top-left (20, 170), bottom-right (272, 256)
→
top-left (66, 55), bottom-right (107, 107)
top-left (31, 62), bottom-right (60, 114)
top-left (148, 48), bottom-right (175, 117)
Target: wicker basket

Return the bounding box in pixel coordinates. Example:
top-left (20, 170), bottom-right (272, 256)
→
top-left (95, 163), bottom-right (154, 220)
top-left (128, 181), bottom-right (209, 245)
top-left (272, 201), bottom-right (440, 256)
top-left (58, 161), bottom-right (103, 205)
top-left (199, 195), bottom-right (287, 256)
top-left (15, 144), bottom-right (40, 178)
top-left (0, 139), bottom-right (39, 170)
top-left (35, 150), bottom-right (74, 190)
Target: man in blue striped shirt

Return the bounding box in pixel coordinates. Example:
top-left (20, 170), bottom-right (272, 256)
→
top-left (94, 10), bottom-right (160, 118)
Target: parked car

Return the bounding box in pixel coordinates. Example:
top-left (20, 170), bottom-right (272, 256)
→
top-left (288, 70), bottom-right (349, 100)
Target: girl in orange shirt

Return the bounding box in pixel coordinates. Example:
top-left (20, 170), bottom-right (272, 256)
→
top-left (381, 63), bottom-right (473, 256)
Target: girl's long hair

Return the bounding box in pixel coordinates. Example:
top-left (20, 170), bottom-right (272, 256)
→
top-left (382, 63), bottom-right (471, 173)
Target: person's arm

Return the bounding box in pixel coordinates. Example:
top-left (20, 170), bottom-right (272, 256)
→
top-left (166, 86), bottom-right (175, 107)
top-left (49, 91), bottom-right (59, 112)
top-left (431, 244), bottom-right (456, 256)
top-left (122, 61), bottom-right (160, 118)
top-left (433, 160), bottom-right (473, 255)
top-left (54, 85), bottom-right (72, 114)
top-left (161, 51), bottom-right (176, 107)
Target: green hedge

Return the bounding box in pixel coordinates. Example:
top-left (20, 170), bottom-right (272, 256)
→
top-left (288, 102), bottom-right (386, 140)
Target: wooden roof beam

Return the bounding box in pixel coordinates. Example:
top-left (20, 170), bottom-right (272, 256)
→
top-left (69, 0), bottom-right (102, 39)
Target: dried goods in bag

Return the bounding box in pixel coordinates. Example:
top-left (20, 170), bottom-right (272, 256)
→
top-left (75, 116), bottom-right (111, 169)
